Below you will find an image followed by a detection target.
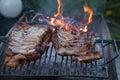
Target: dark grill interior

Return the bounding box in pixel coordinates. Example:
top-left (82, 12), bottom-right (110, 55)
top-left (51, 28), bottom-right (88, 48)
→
top-left (0, 13), bottom-right (119, 79)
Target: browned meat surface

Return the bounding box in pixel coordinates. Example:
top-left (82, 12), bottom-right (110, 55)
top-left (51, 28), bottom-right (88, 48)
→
top-left (52, 28), bottom-right (102, 62)
top-left (72, 50), bottom-right (102, 63)
top-left (4, 22), bottom-right (52, 67)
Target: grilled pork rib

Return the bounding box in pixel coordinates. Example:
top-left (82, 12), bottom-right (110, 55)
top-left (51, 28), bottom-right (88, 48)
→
top-left (52, 28), bottom-right (102, 62)
top-left (4, 22), bottom-right (52, 67)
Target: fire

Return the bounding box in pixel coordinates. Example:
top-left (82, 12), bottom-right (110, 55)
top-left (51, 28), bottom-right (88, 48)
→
top-left (50, 18), bottom-right (64, 28)
top-left (49, 0), bottom-right (93, 32)
top-left (54, 0), bottom-right (63, 18)
top-left (80, 5), bottom-right (93, 32)
top-left (50, 18), bottom-right (55, 26)
top-left (49, 0), bottom-right (70, 31)
top-left (83, 25), bottom-right (88, 32)
top-left (65, 25), bottom-right (70, 30)
top-left (83, 5), bottom-right (93, 25)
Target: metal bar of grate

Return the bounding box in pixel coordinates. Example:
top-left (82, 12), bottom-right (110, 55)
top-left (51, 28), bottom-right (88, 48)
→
top-left (96, 39), bottom-right (119, 65)
top-left (1, 37), bottom-right (117, 79)
top-left (0, 15), bottom-right (119, 79)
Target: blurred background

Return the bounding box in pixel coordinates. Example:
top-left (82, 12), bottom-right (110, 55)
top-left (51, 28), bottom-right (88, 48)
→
top-left (0, 0), bottom-right (120, 40)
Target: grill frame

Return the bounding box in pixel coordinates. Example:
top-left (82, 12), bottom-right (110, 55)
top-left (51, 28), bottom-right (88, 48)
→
top-left (0, 38), bottom-right (119, 79)
top-left (0, 13), bottom-right (119, 80)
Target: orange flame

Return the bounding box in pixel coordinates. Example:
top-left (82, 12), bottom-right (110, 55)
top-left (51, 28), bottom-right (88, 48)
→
top-left (83, 25), bottom-right (88, 32)
top-left (49, 1), bottom-right (93, 32)
top-left (80, 5), bottom-right (93, 32)
top-left (54, 0), bottom-right (63, 18)
top-left (65, 25), bottom-right (70, 30)
top-left (50, 0), bottom-right (70, 31)
top-left (83, 5), bottom-right (93, 25)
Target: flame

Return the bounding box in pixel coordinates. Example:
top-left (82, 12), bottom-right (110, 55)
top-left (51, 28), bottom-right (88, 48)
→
top-left (49, 1), bottom-right (93, 32)
top-left (65, 25), bottom-right (70, 31)
top-left (50, 18), bottom-right (55, 26)
top-left (50, 18), bottom-right (64, 28)
top-left (49, 0), bottom-right (70, 31)
top-left (83, 26), bottom-right (88, 32)
top-left (80, 28), bottom-right (83, 31)
top-left (80, 5), bottom-right (93, 32)
top-left (84, 5), bottom-right (93, 24)
top-left (54, 0), bottom-right (63, 18)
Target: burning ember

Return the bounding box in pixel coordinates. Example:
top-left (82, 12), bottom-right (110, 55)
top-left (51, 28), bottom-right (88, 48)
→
top-left (49, 0), bottom-right (93, 32)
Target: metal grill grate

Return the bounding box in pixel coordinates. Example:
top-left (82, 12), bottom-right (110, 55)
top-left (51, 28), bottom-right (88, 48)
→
top-left (0, 38), bottom-right (119, 79)
top-left (0, 13), bottom-right (119, 79)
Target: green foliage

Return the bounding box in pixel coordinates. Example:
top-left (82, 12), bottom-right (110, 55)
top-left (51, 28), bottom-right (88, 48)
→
top-left (105, 0), bottom-right (120, 39)
top-left (111, 32), bottom-right (120, 39)
top-left (105, 0), bottom-right (120, 17)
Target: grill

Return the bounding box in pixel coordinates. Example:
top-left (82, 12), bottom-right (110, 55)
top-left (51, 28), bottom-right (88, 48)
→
top-left (0, 12), bottom-right (119, 80)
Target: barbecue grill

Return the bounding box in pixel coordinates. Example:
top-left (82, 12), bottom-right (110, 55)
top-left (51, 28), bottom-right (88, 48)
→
top-left (0, 12), bottom-right (119, 80)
